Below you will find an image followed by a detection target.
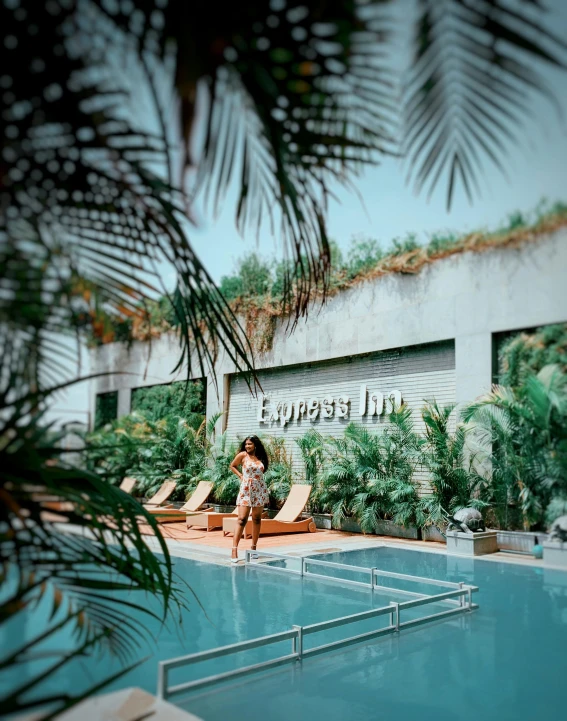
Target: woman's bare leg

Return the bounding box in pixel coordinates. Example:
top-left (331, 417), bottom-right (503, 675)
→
top-left (231, 506), bottom-right (251, 559)
top-left (250, 506), bottom-right (263, 549)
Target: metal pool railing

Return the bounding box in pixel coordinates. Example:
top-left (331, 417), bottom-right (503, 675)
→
top-left (157, 551), bottom-right (479, 701)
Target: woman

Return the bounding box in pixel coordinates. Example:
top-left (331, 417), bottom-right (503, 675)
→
top-left (229, 435), bottom-right (269, 563)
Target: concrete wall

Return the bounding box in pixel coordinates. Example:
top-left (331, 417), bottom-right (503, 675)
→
top-left (90, 229), bottom-right (567, 435)
top-left (226, 341), bottom-right (455, 472)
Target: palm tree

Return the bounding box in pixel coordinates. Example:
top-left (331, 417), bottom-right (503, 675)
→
top-left (1, 416), bottom-right (187, 718)
top-left (201, 429), bottom-right (242, 505)
top-left (464, 364), bottom-right (567, 530)
top-left (263, 435), bottom-right (294, 508)
top-left (2, 0), bottom-right (567, 715)
top-left (295, 429), bottom-right (326, 510)
top-left (319, 407), bottom-right (422, 531)
top-left (418, 400), bottom-right (487, 531)
top-left (349, 407), bottom-right (423, 531)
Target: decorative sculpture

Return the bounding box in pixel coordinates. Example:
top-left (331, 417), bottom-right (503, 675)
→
top-left (446, 508), bottom-right (485, 534)
top-left (548, 514), bottom-right (567, 543)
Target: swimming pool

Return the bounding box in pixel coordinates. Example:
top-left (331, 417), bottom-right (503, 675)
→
top-left (3, 546), bottom-right (566, 720)
top-left (177, 547), bottom-right (567, 721)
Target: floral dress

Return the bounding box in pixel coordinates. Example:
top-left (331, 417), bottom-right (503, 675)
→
top-left (236, 454), bottom-right (269, 508)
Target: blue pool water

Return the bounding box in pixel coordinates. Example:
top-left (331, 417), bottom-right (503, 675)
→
top-left (3, 547), bottom-right (567, 720)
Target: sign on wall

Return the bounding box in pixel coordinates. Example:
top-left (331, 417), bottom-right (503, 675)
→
top-left (225, 342), bottom-right (456, 471)
top-left (258, 386), bottom-right (403, 426)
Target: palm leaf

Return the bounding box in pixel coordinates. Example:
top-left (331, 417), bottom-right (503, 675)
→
top-left (0, 1), bottom-right (257, 397)
top-left (403, 0), bottom-right (567, 209)
top-left (0, 391), bottom-right (188, 716)
top-left (97, 0), bottom-right (398, 320)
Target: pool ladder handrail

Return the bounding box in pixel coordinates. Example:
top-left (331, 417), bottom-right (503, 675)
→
top-left (157, 551), bottom-right (478, 701)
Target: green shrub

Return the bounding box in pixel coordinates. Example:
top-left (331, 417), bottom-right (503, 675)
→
top-left (263, 436), bottom-right (294, 509)
top-left (417, 401), bottom-right (488, 531)
top-left (465, 364), bottom-right (567, 530)
top-left (219, 253), bottom-right (272, 300)
top-left (499, 323), bottom-right (567, 388)
top-left (345, 236), bottom-right (384, 278)
top-left (201, 431), bottom-right (241, 505)
top-left (131, 379), bottom-right (205, 422)
top-left (319, 407), bottom-right (423, 531)
top-left (85, 411), bottom-right (208, 501)
top-left (94, 391), bottom-right (118, 430)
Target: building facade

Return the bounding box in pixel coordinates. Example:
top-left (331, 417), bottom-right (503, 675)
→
top-left (90, 228), bottom-right (567, 467)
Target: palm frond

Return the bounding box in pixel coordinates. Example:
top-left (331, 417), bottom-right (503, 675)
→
top-left (1, 1), bottom-right (257, 396)
top-left (169, 1), bottom-right (395, 320)
top-left (0, 397), bottom-right (188, 716)
top-left (403, 0), bottom-right (567, 208)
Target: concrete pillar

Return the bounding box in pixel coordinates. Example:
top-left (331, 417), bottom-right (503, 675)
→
top-left (455, 333), bottom-right (493, 405)
top-left (117, 387), bottom-right (131, 419)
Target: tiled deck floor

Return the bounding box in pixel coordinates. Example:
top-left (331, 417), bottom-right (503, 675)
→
top-left (138, 520), bottom-right (451, 557)
top-left (138, 521), bottom-right (546, 569)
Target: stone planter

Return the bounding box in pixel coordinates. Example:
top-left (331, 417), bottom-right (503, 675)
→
top-left (212, 504), bottom-right (235, 513)
top-left (335, 517), bottom-right (419, 539)
top-left (446, 530), bottom-right (498, 556)
top-left (543, 540), bottom-right (567, 569)
top-left (338, 517), bottom-right (363, 534)
top-left (302, 512), bottom-right (333, 530)
top-left (374, 519), bottom-right (419, 540)
top-left (496, 529), bottom-right (549, 553)
top-left (422, 525), bottom-right (446, 543)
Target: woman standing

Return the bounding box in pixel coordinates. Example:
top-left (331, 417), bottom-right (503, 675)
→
top-left (229, 436), bottom-right (270, 563)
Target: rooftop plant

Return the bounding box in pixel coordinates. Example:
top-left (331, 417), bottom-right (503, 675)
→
top-left (85, 202), bottom-right (567, 354)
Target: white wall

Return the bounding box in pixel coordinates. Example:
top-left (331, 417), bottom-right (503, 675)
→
top-left (89, 229), bottom-right (567, 429)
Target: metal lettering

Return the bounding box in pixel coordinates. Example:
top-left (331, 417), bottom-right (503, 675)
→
top-left (358, 385), bottom-right (367, 416)
top-left (336, 396), bottom-right (350, 418)
top-left (307, 398), bottom-right (320, 420)
top-left (321, 396), bottom-right (334, 418)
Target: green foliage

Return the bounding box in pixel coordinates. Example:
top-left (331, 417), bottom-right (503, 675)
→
top-left (388, 233), bottom-right (420, 255)
top-left (418, 401), bottom-right (488, 530)
top-left (426, 232), bottom-right (458, 256)
top-left (465, 365), bottom-right (567, 530)
top-left (218, 253), bottom-right (273, 301)
top-left (94, 391), bottom-right (118, 430)
top-left (85, 410), bottom-right (211, 502)
top-left (351, 408), bottom-right (424, 531)
top-left (545, 496), bottom-right (567, 529)
top-left (87, 381), bottom-right (208, 500)
top-left (499, 324), bottom-right (567, 389)
top-left (345, 237), bottom-right (384, 278)
top-left (201, 431), bottom-right (241, 505)
top-left (1, 412), bottom-right (186, 719)
top-left (131, 380), bottom-right (206, 422)
top-left (263, 436), bottom-right (294, 509)
top-left (295, 429), bottom-right (325, 483)
top-left (318, 407), bottom-right (423, 531)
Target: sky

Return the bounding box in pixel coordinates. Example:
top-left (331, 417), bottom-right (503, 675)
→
top-left (185, 1), bottom-right (567, 284)
top-left (48, 0), bottom-right (567, 428)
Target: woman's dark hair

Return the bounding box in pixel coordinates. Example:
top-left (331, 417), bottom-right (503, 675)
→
top-left (240, 435), bottom-right (269, 472)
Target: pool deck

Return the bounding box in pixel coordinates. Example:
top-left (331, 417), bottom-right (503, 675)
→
top-left (137, 521), bottom-right (549, 569)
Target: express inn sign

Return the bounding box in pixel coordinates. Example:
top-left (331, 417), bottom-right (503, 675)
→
top-left (258, 385), bottom-right (403, 427)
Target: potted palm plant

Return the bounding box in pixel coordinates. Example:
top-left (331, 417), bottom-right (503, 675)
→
top-left (418, 401), bottom-right (489, 543)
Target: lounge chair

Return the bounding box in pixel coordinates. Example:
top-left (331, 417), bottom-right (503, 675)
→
top-left (148, 481), bottom-right (214, 523)
top-left (119, 477), bottom-right (137, 494)
top-left (222, 484), bottom-right (316, 538)
top-left (40, 478), bottom-right (137, 514)
top-left (143, 480), bottom-right (177, 510)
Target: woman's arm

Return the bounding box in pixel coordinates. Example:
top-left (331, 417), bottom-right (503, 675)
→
top-left (229, 452), bottom-right (246, 480)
